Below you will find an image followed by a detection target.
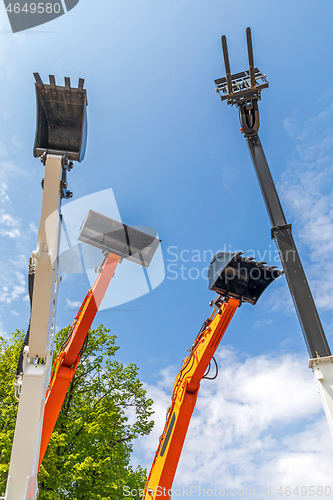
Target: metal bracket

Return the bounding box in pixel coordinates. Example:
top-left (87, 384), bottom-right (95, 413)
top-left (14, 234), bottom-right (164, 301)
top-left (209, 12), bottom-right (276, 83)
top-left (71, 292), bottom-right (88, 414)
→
top-left (40, 151), bottom-right (47, 166)
top-left (209, 297), bottom-right (224, 315)
top-left (309, 355), bottom-right (333, 370)
top-left (59, 154), bottom-right (74, 199)
top-left (41, 152), bottom-right (74, 199)
top-left (271, 223), bottom-right (292, 240)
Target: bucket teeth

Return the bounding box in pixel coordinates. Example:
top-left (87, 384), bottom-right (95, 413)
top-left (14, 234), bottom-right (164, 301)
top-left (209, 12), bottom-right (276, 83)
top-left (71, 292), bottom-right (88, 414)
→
top-left (78, 78), bottom-right (85, 91)
top-left (255, 261), bottom-right (267, 268)
top-left (64, 77), bottom-right (71, 90)
top-left (49, 75), bottom-right (56, 87)
top-left (266, 265), bottom-right (277, 271)
top-left (208, 251), bottom-right (282, 305)
top-left (33, 72), bottom-right (43, 86)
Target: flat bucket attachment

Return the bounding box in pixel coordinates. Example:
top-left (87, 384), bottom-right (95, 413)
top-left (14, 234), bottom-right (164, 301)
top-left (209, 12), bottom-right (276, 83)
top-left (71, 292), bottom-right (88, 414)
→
top-left (78, 210), bottom-right (161, 268)
top-left (208, 252), bottom-right (283, 304)
top-left (33, 73), bottom-right (87, 162)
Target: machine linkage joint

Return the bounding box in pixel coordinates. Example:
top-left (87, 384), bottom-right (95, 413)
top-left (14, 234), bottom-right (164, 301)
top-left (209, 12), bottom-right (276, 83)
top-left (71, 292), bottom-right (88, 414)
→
top-left (271, 223), bottom-right (292, 240)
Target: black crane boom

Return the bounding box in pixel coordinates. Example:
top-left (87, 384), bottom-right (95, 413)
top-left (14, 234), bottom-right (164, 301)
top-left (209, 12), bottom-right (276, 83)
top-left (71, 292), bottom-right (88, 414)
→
top-left (215, 27), bottom-right (331, 359)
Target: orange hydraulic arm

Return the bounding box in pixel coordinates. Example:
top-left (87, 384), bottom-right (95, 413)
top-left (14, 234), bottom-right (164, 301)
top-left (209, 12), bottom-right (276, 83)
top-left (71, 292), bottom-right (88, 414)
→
top-left (38, 252), bottom-right (121, 468)
top-left (143, 297), bottom-right (239, 500)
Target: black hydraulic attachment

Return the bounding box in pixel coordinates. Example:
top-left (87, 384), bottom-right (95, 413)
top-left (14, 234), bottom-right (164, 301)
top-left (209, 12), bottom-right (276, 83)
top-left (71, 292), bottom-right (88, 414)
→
top-left (33, 73), bottom-right (87, 162)
top-left (208, 252), bottom-right (283, 305)
top-left (79, 210), bottom-right (161, 268)
top-left (215, 28), bottom-right (331, 359)
top-left (215, 28), bottom-right (268, 136)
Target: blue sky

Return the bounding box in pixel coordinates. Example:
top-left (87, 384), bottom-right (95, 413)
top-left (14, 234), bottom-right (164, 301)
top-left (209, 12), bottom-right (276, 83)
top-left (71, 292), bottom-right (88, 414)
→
top-left (1, 1), bottom-right (333, 498)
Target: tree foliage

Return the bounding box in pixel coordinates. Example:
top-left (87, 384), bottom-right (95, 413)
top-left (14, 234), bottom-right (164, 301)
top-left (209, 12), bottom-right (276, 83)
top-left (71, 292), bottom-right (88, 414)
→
top-left (0, 325), bottom-right (154, 499)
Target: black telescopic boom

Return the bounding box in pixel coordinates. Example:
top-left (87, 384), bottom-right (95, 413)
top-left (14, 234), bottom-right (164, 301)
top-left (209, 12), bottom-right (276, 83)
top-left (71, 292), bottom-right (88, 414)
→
top-left (246, 135), bottom-right (331, 359)
top-left (215, 28), bottom-right (331, 359)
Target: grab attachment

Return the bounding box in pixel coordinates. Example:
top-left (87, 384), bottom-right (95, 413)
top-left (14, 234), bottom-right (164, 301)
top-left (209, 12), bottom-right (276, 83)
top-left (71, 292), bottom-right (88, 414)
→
top-left (33, 73), bottom-right (87, 162)
top-left (208, 252), bottom-right (283, 305)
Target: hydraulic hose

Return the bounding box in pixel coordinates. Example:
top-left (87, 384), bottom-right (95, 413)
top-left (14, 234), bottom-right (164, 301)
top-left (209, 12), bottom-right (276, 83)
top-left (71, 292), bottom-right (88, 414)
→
top-left (15, 258), bottom-right (35, 378)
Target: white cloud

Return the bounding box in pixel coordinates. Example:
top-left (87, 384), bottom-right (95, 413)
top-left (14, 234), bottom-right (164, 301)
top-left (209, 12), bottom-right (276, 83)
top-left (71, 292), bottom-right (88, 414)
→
top-left (0, 271), bottom-right (26, 304)
top-left (0, 160), bottom-right (23, 192)
top-left (0, 228), bottom-right (20, 238)
top-left (0, 209), bottom-right (20, 238)
top-left (65, 297), bottom-right (82, 310)
top-left (133, 348), bottom-right (333, 498)
top-left (253, 317), bottom-right (273, 329)
top-left (280, 103), bottom-right (333, 312)
top-left (0, 181), bottom-right (9, 202)
top-left (0, 160), bottom-right (26, 241)
top-left (0, 212), bottom-right (19, 226)
top-left (9, 254), bottom-right (29, 270)
top-left (27, 222), bottom-right (38, 235)
top-left (0, 316), bottom-right (7, 337)
top-left (262, 279), bottom-right (294, 318)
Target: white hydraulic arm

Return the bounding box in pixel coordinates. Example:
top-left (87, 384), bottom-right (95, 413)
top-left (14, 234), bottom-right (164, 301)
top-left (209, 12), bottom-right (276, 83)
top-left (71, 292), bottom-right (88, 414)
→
top-left (5, 155), bottom-right (63, 500)
top-left (4, 73), bottom-right (87, 500)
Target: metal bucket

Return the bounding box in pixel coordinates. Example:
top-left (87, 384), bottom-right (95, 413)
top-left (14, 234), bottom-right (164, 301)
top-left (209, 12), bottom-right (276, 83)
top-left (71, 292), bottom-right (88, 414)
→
top-left (208, 252), bottom-right (283, 304)
top-left (33, 73), bottom-right (87, 162)
top-left (79, 210), bottom-right (161, 268)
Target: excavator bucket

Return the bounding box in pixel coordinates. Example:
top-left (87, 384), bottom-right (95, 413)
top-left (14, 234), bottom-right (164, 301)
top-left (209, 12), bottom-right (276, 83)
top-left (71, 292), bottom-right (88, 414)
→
top-left (208, 252), bottom-right (283, 304)
top-left (78, 210), bottom-right (161, 268)
top-left (33, 73), bottom-right (87, 162)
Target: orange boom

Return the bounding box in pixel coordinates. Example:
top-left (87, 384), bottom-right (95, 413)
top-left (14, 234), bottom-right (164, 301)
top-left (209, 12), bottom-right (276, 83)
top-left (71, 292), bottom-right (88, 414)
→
top-left (143, 252), bottom-right (281, 499)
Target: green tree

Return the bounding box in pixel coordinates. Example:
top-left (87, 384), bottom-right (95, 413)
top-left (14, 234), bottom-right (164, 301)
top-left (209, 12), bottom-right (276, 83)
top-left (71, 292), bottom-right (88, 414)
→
top-left (0, 329), bottom-right (22, 493)
top-left (0, 325), bottom-right (154, 499)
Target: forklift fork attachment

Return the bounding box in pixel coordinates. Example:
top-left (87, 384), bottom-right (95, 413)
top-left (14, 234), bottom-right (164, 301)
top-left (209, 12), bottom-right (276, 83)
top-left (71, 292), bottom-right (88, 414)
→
top-left (246, 27), bottom-right (256, 88)
top-left (208, 252), bottom-right (283, 305)
top-left (221, 35), bottom-right (233, 96)
top-left (215, 27), bottom-right (268, 106)
top-left (33, 73), bottom-right (87, 162)
top-left (78, 210), bottom-right (161, 268)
